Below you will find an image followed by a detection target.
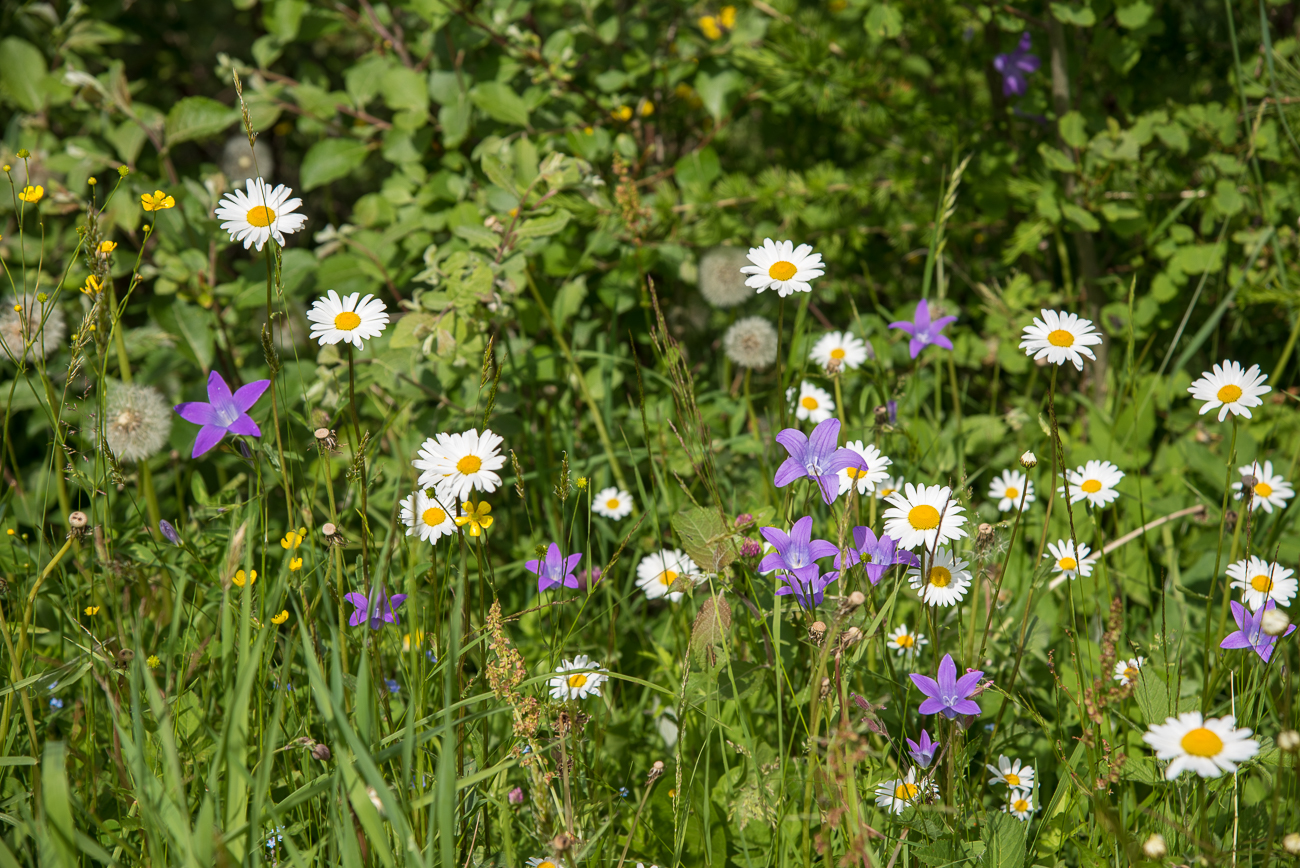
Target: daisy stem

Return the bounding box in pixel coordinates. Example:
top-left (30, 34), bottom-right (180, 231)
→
top-left (833, 372), bottom-right (846, 433)
top-left (775, 297), bottom-right (786, 429)
top-left (262, 242), bottom-right (291, 513)
top-left (979, 500), bottom-right (1025, 661)
top-left (1202, 416), bottom-right (1239, 703)
top-left (346, 344), bottom-right (372, 584)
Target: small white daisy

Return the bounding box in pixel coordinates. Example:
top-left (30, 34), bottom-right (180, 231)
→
top-left (810, 331), bottom-right (869, 372)
top-left (906, 547), bottom-right (971, 607)
top-left (789, 380), bottom-right (835, 424)
top-left (307, 289), bottom-right (389, 349)
top-left (875, 476), bottom-right (905, 501)
top-left (988, 469), bottom-right (1035, 513)
top-left (548, 654), bottom-right (608, 701)
top-left (740, 238), bottom-right (825, 297)
top-left (1005, 792), bottom-right (1034, 821)
top-left (1019, 309), bottom-right (1103, 371)
top-left (986, 755), bottom-right (1035, 792)
top-left (1045, 539), bottom-right (1095, 581)
top-left (1142, 711), bottom-right (1259, 780)
top-left (883, 483), bottom-right (968, 551)
top-left (400, 489), bottom-right (457, 544)
top-left (873, 768), bottom-right (936, 815)
top-left (413, 429), bottom-right (506, 502)
top-left (1113, 656), bottom-right (1145, 686)
top-left (837, 440), bottom-right (893, 497)
top-left (1188, 360), bottom-right (1271, 422)
top-left (214, 177), bottom-right (307, 251)
top-left (1061, 460), bottom-right (1124, 508)
top-left (1232, 460), bottom-right (1294, 513)
top-left (636, 549), bottom-right (700, 603)
top-left (886, 624), bottom-right (928, 659)
top-left (592, 487), bottom-right (633, 520)
top-left (1226, 556), bottom-right (1298, 609)
top-left (526, 857), bottom-right (564, 868)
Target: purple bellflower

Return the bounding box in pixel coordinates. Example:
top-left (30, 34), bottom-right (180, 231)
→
top-left (773, 418), bottom-right (865, 505)
top-left (174, 370), bottom-right (271, 458)
top-left (907, 729), bottom-right (939, 769)
top-left (759, 516), bottom-right (839, 573)
top-left (993, 32), bottom-right (1041, 96)
top-left (775, 564), bottom-right (839, 609)
top-left (834, 527), bottom-right (918, 585)
top-left (910, 653), bottom-right (984, 719)
top-left (889, 299), bottom-right (957, 360)
top-left (159, 519), bottom-right (181, 546)
top-left (1221, 600), bottom-right (1296, 662)
top-left (527, 543), bottom-right (583, 594)
top-left (344, 586), bottom-right (408, 630)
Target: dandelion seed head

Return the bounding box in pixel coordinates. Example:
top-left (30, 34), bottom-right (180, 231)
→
top-left (0, 295), bottom-right (65, 362)
top-left (723, 316), bottom-right (778, 369)
top-left (106, 382), bottom-right (173, 463)
top-left (698, 247), bottom-right (753, 308)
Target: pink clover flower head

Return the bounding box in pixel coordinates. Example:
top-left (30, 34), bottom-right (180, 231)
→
top-left (910, 653), bottom-right (984, 719)
top-left (889, 299), bottom-right (957, 360)
top-left (507, 787), bottom-right (524, 805)
top-left (173, 370), bottom-right (270, 458)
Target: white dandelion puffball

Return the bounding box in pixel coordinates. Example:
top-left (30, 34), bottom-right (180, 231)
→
top-left (1019, 309), bottom-right (1103, 371)
top-left (883, 483), bottom-right (967, 551)
top-left (105, 382), bottom-right (172, 463)
top-left (1188, 360), bottom-right (1270, 422)
top-left (412, 428), bottom-right (506, 503)
top-left (307, 290), bottom-right (389, 349)
top-left (988, 469), bottom-right (1034, 512)
top-left (1113, 656), bottom-right (1144, 686)
top-left (1142, 711), bottom-right (1259, 779)
top-left (723, 316), bottom-right (778, 369)
top-left (906, 547), bottom-right (971, 607)
top-left (220, 135), bottom-right (274, 187)
top-left (1232, 460), bottom-right (1294, 514)
top-left (837, 440), bottom-right (892, 496)
top-left (0, 295), bottom-right (66, 362)
top-left (1226, 556), bottom-right (1297, 610)
top-left (548, 654), bottom-right (607, 701)
top-left (636, 548), bottom-right (699, 603)
top-left (790, 380), bottom-right (834, 424)
top-left (810, 331), bottom-right (870, 372)
top-left (698, 247), bottom-right (754, 307)
top-left (1061, 460), bottom-right (1124, 509)
top-left (400, 489), bottom-right (457, 545)
top-left (214, 177), bottom-right (306, 251)
top-left (740, 238), bottom-right (825, 297)
top-left (592, 487), bottom-right (633, 520)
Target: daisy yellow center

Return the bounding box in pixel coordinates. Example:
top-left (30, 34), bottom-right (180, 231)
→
top-left (421, 507), bottom-right (447, 527)
top-left (1058, 557), bottom-right (1078, 571)
top-left (246, 205), bottom-right (276, 227)
top-left (908, 504), bottom-right (941, 530)
top-left (1251, 574), bottom-right (1274, 592)
top-left (1004, 487), bottom-right (1019, 499)
top-left (1004, 773), bottom-right (1020, 786)
top-left (928, 566), bottom-right (952, 588)
top-left (1048, 329), bottom-right (1075, 347)
top-left (457, 455), bottom-right (482, 474)
top-left (1180, 727), bottom-right (1223, 758)
top-left (1080, 479), bottom-right (1102, 493)
top-left (846, 466), bottom-right (866, 479)
top-left (1217, 384), bottom-right (1243, 403)
top-left (880, 487), bottom-right (896, 497)
top-left (334, 311), bottom-right (362, 331)
top-left (538, 863), bottom-right (557, 868)
top-left (831, 348), bottom-right (846, 359)
top-left (1124, 667), bottom-right (1139, 681)
top-left (894, 782), bottom-right (920, 800)
top-left (567, 673), bottom-right (589, 689)
top-left (768, 260), bottom-right (798, 281)
top-left (1255, 482), bottom-right (1273, 497)
top-left (801, 396), bottom-right (819, 410)
top-left (606, 498), bottom-right (621, 509)
top-left (895, 634), bottom-right (915, 648)
top-left (1013, 799), bottom-right (1029, 812)
top-left (657, 570), bottom-right (679, 586)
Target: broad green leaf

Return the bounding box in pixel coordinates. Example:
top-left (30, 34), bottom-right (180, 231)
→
top-left (345, 55), bottom-right (391, 108)
top-left (1038, 143), bottom-right (1077, 173)
top-left (514, 209), bottom-right (571, 240)
top-left (1169, 243), bottom-right (1224, 275)
top-left (1050, 2), bottom-right (1096, 26)
top-left (0, 37), bottom-right (47, 112)
top-left (471, 82), bottom-right (530, 127)
top-left (671, 506), bottom-right (742, 573)
top-left (552, 276), bottom-right (587, 326)
top-left (1058, 111), bottom-right (1088, 148)
top-left (1101, 201), bottom-right (1142, 223)
top-left (381, 66), bottom-right (428, 114)
top-left (442, 251), bottom-right (494, 311)
top-left (1060, 201), bottom-right (1100, 232)
top-left (389, 312), bottom-right (440, 349)
top-left (165, 96), bottom-right (238, 147)
top-left (675, 147), bottom-right (721, 193)
top-left (1116, 1), bottom-right (1154, 28)
top-left (695, 70), bottom-right (742, 122)
top-left (300, 138), bottom-right (370, 190)
top-left (1213, 178), bottom-right (1245, 216)
top-left (981, 809), bottom-right (1027, 868)
top-left (864, 4), bottom-right (904, 39)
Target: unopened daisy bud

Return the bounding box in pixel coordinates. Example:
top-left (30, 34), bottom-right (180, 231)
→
top-left (1284, 832), bottom-right (1300, 855)
top-left (1262, 607), bottom-right (1291, 637)
top-left (1019, 451), bottom-right (1037, 469)
top-left (1142, 833), bottom-right (1167, 860)
top-left (809, 621), bottom-right (827, 645)
top-left (1278, 730), bottom-right (1300, 753)
top-left (649, 760), bottom-right (665, 781)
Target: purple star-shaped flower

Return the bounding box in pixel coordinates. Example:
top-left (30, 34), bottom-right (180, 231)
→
top-left (773, 418), bottom-right (864, 505)
top-left (1221, 600), bottom-right (1295, 662)
top-left (889, 299), bottom-right (957, 360)
top-left (910, 653), bottom-right (983, 719)
top-left (775, 563), bottom-right (839, 609)
top-left (906, 729), bottom-right (939, 769)
top-left (343, 585), bottom-right (408, 630)
top-left (174, 370), bottom-right (271, 458)
top-left (993, 32), bottom-right (1041, 97)
top-left (834, 527), bottom-right (918, 585)
top-left (526, 543), bottom-right (583, 594)
top-left (759, 516), bottom-right (838, 573)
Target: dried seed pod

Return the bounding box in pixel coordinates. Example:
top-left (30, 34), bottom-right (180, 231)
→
top-left (314, 427), bottom-right (338, 452)
top-left (808, 620), bottom-right (827, 645)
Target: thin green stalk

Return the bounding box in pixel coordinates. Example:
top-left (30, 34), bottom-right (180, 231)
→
top-left (1202, 417), bottom-right (1239, 706)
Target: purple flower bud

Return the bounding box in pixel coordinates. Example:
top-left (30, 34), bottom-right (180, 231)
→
top-left (734, 513), bottom-right (754, 527)
top-left (740, 538), bottom-right (762, 558)
top-left (159, 519), bottom-right (181, 545)
top-left (508, 786), bottom-right (524, 805)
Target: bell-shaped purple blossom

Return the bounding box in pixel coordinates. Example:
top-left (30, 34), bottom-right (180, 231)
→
top-left (174, 370), bottom-right (271, 458)
top-left (527, 543), bottom-right (583, 594)
top-left (775, 564), bottom-right (839, 609)
top-left (759, 516), bottom-right (838, 573)
top-left (889, 299), bottom-right (957, 360)
top-left (159, 519), bottom-right (181, 546)
top-left (910, 653), bottom-right (983, 719)
top-left (906, 730), bottom-right (939, 768)
top-left (834, 527), bottom-right (918, 585)
top-left (773, 418), bottom-right (864, 505)
top-left (343, 586), bottom-right (408, 630)
top-left (993, 32), bottom-right (1041, 97)
top-left (1221, 600), bottom-right (1295, 662)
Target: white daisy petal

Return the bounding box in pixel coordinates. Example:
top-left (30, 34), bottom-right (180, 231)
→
top-left (1231, 460), bottom-right (1294, 514)
top-left (810, 331), bottom-right (870, 372)
top-left (740, 238), bottom-right (825, 297)
top-left (412, 428), bottom-right (506, 503)
top-left (1226, 555), bottom-right (1297, 609)
top-left (886, 623), bottom-right (927, 659)
top-left (1018, 308), bottom-right (1104, 371)
top-left (883, 483), bottom-right (967, 551)
top-left (400, 489), bottom-right (458, 544)
top-left (636, 549), bottom-right (700, 603)
top-left (873, 769), bottom-right (936, 815)
top-left (837, 440), bottom-right (893, 496)
top-left (214, 178), bottom-right (308, 252)
top-left (1058, 460), bottom-right (1124, 509)
top-left (1045, 538), bottom-right (1096, 580)
top-left (906, 547), bottom-right (971, 607)
top-left (1112, 656), bottom-right (1145, 686)
top-left (547, 654), bottom-right (608, 701)
top-left (306, 289), bottom-right (390, 349)
top-left (592, 487), bottom-right (634, 520)
top-left (988, 469), bottom-right (1035, 513)
top-left (1142, 711), bottom-right (1259, 779)
top-left (788, 380), bottom-right (835, 424)
top-left (1188, 360), bottom-right (1271, 423)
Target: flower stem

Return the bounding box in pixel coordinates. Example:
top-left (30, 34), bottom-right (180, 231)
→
top-left (346, 344), bottom-right (371, 584)
top-left (1202, 415), bottom-right (1239, 705)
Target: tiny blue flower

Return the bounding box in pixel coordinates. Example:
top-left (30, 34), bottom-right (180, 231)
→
top-left (49, 698), bottom-right (63, 710)
top-left (619, 787), bottom-right (630, 798)
top-left (385, 679), bottom-right (400, 694)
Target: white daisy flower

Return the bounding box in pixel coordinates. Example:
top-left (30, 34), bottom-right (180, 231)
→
top-left (214, 177), bottom-right (307, 251)
top-left (1188, 360), bottom-right (1270, 422)
top-left (873, 768), bottom-right (935, 815)
top-left (1227, 556), bottom-right (1298, 609)
top-left (307, 290), bottom-right (389, 349)
top-left (883, 483), bottom-right (968, 551)
top-left (525, 859), bottom-right (564, 868)
top-left (1018, 309), bottom-right (1104, 371)
top-left (1142, 711), bottom-right (1259, 780)
top-left (636, 549), bottom-right (700, 603)
top-left (1045, 539), bottom-right (1095, 580)
top-left (837, 440), bottom-right (893, 497)
top-left (875, 476), bottom-right (905, 501)
top-left (547, 654), bottom-right (608, 701)
top-left (413, 428), bottom-right (506, 502)
top-left (1113, 656), bottom-right (1145, 686)
top-left (789, 380), bottom-right (835, 424)
top-left (810, 331), bottom-right (869, 372)
top-left (1061, 460), bottom-right (1124, 508)
top-left (399, 489), bottom-right (457, 545)
top-left (592, 487), bottom-right (633, 520)
top-left (740, 238), bottom-right (825, 297)
top-left (1005, 791), bottom-right (1034, 821)
top-left (988, 469), bottom-right (1035, 513)
top-left (986, 755), bottom-right (1035, 792)
top-left (906, 547), bottom-right (971, 607)
top-left (886, 624), bottom-right (927, 659)
top-left (1232, 460), bottom-right (1294, 514)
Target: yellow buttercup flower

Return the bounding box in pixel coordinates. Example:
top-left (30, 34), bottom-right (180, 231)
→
top-left (698, 14), bottom-right (722, 39)
top-left (97, 240), bottom-right (117, 255)
top-left (281, 527), bottom-right (306, 549)
top-left (289, 557), bottom-right (303, 572)
top-left (611, 105), bottom-right (633, 122)
top-left (719, 5), bottom-right (736, 28)
top-left (454, 501), bottom-right (494, 537)
top-left (141, 190), bottom-right (175, 212)
top-left (403, 630), bottom-right (425, 652)
top-left (19, 185), bottom-right (44, 204)
top-left (81, 275), bottom-right (102, 296)
top-left (146, 655), bottom-right (160, 668)
top-left (271, 610), bottom-right (289, 625)
top-left (84, 605), bottom-right (100, 616)
top-left (638, 101), bottom-right (654, 117)
top-left (232, 569), bottom-right (257, 587)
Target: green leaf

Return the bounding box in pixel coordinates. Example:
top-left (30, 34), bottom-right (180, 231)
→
top-left (1169, 243), bottom-right (1225, 275)
top-left (471, 82), bottom-right (530, 127)
top-left (389, 312), bottom-right (439, 349)
top-left (1213, 179), bottom-right (1245, 216)
top-left (864, 4), bottom-right (904, 39)
top-left (1050, 2), bottom-right (1096, 26)
top-left (552, 276), bottom-right (587, 326)
top-left (1038, 143), bottom-right (1077, 173)
top-left (514, 209), bottom-right (571, 240)
top-left (1060, 202), bottom-right (1100, 232)
top-left (1101, 201), bottom-right (1141, 223)
top-left (675, 147), bottom-right (722, 194)
top-left (981, 810), bottom-right (1027, 868)
top-left (39, 741), bottom-right (76, 868)
top-left (695, 71), bottom-right (743, 122)
top-left (443, 251), bottom-right (494, 311)
top-left (164, 96), bottom-right (238, 147)
top-left (381, 66), bottom-right (428, 114)
top-left (1115, 1), bottom-right (1154, 29)
top-left (300, 138), bottom-right (370, 191)
top-left (1058, 111), bottom-right (1088, 148)
top-left (0, 37), bottom-right (47, 112)
top-left (671, 506), bottom-right (742, 573)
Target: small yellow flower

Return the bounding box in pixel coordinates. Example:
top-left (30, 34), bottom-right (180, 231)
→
top-left (1, 165), bottom-right (10, 172)
top-left (289, 557), bottom-right (303, 572)
top-left (403, 630), bottom-right (425, 652)
top-left (84, 605), bottom-right (100, 616)
top-left (19, 185), bottom-right (44, 204)
top-left (5, 528), bottom-right (13, 536)
top-left (141, 190), bottom-right (175, 212)
top-left (88, 177), bottom-right (98, 186)
top-left (232, 569), bottom-right (257, 587)
top-left (97, 240), bottom-right (117, 255)
top-left (81, 275), bottom-right (102, 296)
top-left (611, 105), bottom-right (633, 122)
top-left (280, 527), bottom-right (306, 549)
top-left (271, 610), bottom-right (289, 625)
top-left (583, 125), bottom-right (594, 135)
top-left (639, 101), bottom-right (655, 117)
top-left (454, 501), bottom-right (494, 537)
top-left (698, 15), bottom-right (722, 39)
top-left (146, 655), bottom-right (160, 668)
top-left (719, 5), bottom-right (737, 28)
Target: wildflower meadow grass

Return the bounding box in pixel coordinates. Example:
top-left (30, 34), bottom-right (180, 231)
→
top-left (3, 0), bottom-right (1300, 866)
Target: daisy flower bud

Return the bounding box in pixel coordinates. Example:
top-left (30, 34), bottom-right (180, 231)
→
top-left (1142, 833), bottom-right (1167, 860)
top-left (1019, 450), bottom-right (1037, 468)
